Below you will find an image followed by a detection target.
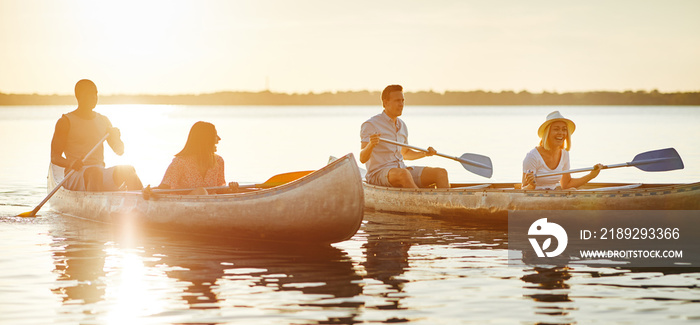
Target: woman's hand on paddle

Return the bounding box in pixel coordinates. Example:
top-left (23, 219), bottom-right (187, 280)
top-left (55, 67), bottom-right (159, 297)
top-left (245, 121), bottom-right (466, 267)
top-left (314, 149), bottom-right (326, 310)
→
top-left (426, 147), bottom-right (437, 157)
top-left (522, 170), bottom-right (536, 189)
top-left (589, 163), bottom-right (604, 178)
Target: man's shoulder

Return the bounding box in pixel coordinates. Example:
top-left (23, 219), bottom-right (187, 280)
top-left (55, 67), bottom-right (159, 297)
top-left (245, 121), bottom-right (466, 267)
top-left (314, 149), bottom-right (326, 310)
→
top-left (361, 113), bottom-right (382, 129)
top-left (94, 111), bottom-right (111, 122)
top-left (61, 110), bottom-right (76, 120)
top-left (364, 112), bottom-right (385, 123)
top-left (56, 113), bottom-right (70, 123)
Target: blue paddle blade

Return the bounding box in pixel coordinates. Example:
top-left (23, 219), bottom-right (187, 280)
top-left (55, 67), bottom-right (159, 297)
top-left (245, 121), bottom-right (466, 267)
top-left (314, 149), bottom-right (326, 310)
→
top-left (631, 148), bottom-right (684, 172)
top-left (458, 153), bottom-right (493, 178)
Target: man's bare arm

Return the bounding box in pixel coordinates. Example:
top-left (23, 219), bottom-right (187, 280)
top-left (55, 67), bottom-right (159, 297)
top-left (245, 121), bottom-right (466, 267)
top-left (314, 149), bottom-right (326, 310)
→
top-left (50, 116), bottom-right (71, 168)
top-left (360, 133), bottom-right (380, 164)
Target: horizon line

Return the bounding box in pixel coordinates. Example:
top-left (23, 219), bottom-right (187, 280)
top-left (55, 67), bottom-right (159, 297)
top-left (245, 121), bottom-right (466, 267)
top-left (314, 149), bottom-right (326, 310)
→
top-left (3, 88), bottom-right (700, 97)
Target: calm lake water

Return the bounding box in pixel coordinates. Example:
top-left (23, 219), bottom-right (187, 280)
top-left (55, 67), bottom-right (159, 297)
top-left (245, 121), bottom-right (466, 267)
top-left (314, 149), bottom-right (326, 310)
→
top-left (1, 105), bottom-right (699, 324)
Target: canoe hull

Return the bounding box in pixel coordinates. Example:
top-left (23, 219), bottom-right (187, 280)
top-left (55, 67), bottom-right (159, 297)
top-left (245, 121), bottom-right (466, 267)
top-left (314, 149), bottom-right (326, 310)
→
top-left (364, 182), bottom-right (700, 222)
top-left (49, 154), bottom-right (365, 244)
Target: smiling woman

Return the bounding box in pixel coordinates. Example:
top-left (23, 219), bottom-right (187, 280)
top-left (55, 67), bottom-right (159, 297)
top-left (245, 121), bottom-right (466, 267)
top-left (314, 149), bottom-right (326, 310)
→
top-left (521, 111), bottom-right (603, 190)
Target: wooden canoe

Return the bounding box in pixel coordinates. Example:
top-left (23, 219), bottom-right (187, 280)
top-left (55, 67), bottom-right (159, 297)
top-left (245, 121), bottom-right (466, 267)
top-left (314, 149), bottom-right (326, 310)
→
top-left (364, 182), bottom-right (700, 223)
top-left (48, 153), bottom-right (365, 244)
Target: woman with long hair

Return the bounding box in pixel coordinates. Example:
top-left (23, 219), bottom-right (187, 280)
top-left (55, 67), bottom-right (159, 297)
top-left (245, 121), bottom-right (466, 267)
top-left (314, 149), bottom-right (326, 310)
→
top-left (521, 111), bottom-right (603, 190)
top-left (157, 121), bottom-right (227, 194)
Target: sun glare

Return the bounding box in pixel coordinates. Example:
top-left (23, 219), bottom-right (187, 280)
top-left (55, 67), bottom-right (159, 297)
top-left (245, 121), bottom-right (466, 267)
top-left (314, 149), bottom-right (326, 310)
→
top-left (102, 248), bottom-right (173, 325)
top-left (99, 105), bottom-right (185, 186)
top-left (98, 214), bottom-right (190, 325)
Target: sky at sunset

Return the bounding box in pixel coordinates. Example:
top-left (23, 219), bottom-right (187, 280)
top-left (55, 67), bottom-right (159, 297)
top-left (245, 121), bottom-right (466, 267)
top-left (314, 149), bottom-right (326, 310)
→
top-left (1, 0), bottom-right (699, 95)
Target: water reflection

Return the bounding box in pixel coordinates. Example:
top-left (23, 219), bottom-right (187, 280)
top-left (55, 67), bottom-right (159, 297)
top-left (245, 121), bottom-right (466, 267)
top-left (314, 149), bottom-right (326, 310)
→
top-left (46, 210), bottom-right (512, 323)
top-left (48, 216), bottom-right (363, 324)
top-left (160, 239), bottom-right (363, 310)
top-left (361, 212), bottom-right (508, 314)
top-left (362, 220), bottom-right (413, 309)
top-left (29, 209), bottom-right (700, 325)
top-left (521, 267), bottom-right (575, 321)
top-left (520, 266), bottom-right (700, 325)
top-left (52, 239), bottom-right (107, 305)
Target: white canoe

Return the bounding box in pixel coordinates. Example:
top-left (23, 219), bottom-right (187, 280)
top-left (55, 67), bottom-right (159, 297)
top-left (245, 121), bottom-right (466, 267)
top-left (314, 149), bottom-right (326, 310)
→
top-left (48, 154), bottom-right (365, 244)
top-left (364, 182), bottom-right (700, 222)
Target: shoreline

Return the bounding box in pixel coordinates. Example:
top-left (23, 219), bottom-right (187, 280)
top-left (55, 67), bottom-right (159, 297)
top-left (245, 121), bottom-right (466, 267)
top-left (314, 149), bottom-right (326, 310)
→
top-left (2, 90), bottom-right (700, 106)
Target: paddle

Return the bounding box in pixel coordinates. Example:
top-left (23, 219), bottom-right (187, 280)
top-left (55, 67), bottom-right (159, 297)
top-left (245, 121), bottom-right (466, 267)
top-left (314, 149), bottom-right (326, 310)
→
top-left (150, 170), bottom-right (315, 194)
top-left (535, 148), bottom-right (684, 178)
top-left (378, 138), bottom-right (493, 178)
top-left (18, 133), bottom-right (110, 218)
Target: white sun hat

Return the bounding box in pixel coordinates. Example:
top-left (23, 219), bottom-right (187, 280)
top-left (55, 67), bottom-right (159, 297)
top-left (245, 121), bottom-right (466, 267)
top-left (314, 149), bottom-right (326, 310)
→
top-left (537, 111), bottom-right (576, 138)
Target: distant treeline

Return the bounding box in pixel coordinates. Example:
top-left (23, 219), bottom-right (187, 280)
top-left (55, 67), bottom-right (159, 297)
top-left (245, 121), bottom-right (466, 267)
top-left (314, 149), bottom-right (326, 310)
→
top-left (1, 89), bottom-right (699, 106)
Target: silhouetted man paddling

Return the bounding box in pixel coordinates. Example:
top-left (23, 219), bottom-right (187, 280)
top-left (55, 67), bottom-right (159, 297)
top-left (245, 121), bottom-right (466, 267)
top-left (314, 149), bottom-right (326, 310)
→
top-left (50, 79), bottom-right (143, 191)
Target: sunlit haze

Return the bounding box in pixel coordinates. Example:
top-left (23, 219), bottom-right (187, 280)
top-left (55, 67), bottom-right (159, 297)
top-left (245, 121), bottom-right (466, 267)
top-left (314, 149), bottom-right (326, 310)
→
top-left (1, 0), bottom-right (699, 95)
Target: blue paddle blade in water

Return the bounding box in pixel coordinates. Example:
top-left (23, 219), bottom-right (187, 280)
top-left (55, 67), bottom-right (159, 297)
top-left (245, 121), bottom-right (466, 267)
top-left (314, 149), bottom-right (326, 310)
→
top-left (458, 153), bottom-right (493, 178)
top-left (631, 148), bottom-right (684, 172)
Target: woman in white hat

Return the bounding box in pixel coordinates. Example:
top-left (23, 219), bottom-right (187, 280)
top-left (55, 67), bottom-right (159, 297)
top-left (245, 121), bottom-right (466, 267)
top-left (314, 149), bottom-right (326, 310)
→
top-left (521, 111), bottom-right (603, 190)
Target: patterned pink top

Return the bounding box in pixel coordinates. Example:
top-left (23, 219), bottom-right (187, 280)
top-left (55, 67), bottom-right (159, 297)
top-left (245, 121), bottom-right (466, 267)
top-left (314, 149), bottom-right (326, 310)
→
top-left (160, 155), bottom-right (225, 189)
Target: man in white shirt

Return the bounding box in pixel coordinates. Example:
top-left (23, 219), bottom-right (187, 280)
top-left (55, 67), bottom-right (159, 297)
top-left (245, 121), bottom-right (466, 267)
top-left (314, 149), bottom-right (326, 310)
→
top-left (360, 84), bottom-right (449, 188)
